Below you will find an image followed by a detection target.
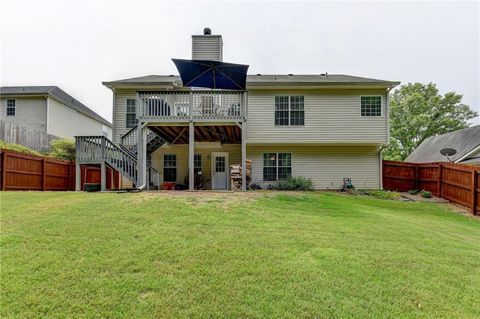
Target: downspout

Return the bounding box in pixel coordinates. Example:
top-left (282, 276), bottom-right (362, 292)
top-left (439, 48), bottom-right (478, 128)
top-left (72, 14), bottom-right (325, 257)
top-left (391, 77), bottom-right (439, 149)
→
top-left (380, 85), bottom-right (393, 189)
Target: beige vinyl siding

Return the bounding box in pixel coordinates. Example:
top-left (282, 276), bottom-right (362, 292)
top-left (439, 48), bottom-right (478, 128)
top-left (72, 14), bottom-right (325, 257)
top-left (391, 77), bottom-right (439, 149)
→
top-left (192, 35), bottom-right (223, 61)
top-left (248, 145), bottom-right (381, 189)
top-left (151, 142), bottom-right (241, 189)
top-left (113, 89), bottom-right (136, 144)
top-left (0, 97), bottom-right (47, 132)
top-left (246, 89), bottom-right (388, 144)
top-left (47, 97), bottom-right (110, 139)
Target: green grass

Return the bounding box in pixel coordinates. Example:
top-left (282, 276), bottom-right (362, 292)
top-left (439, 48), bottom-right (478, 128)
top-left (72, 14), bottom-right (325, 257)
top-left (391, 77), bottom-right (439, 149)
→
top-left (1, 192), bottom-right (479, 318)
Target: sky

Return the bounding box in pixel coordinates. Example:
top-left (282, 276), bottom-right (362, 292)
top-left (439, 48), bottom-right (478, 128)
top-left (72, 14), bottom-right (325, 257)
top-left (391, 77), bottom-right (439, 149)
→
top-left (1, 0), bottom-right (479, 124)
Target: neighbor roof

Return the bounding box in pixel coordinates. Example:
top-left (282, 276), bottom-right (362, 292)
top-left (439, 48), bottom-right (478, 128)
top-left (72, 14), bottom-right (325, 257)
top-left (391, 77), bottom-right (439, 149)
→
top-left (103, 74), bottom-right (400, 88)
top-left (0, 86), bottom-right (111, 127)
top-left (405, 125), bottom-right (480, 163)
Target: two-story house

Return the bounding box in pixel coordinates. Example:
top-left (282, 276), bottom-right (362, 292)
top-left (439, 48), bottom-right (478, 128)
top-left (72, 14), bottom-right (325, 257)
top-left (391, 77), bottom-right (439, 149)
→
top-left (75, 29), bottom-right (399, 191)
top-left (0, 86), bottom-right (112, 140)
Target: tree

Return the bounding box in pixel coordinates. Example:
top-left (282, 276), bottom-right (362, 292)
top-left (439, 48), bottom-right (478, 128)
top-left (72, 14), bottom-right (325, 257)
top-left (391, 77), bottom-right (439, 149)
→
top-left (49, 139), bottom-right (76, 161)
top-left (383, 83), bottom-right (478, 161)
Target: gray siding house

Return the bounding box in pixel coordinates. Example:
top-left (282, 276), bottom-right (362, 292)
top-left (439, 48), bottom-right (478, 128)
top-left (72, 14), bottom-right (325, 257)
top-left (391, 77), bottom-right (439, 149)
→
top-left (76, 29), bottom-right (399, 191)
top-left (406, 125), bottom-right (480, 165)
top-left (0, 86), bottom-right (112, 139)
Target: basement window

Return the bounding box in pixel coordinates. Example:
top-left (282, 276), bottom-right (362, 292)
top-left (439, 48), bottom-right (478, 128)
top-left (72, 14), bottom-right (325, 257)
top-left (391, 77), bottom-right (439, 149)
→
top-left (263, 153), bottom-right (292, 181)
top-left (163, 154), bottom-right (177, 182)
top-left (126, 99), bottom-right (137, 128)
top-left (361, 96), bottom-right (382, 117)
top-left (6, 99), bottom-right (15, 116)
top-left (275, 96), bottom-right (304, 126)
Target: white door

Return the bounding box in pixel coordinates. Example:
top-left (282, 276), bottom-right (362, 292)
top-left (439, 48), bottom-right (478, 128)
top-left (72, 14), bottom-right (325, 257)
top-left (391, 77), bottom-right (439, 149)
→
top-left (211, 152), bottom-right (228, 190)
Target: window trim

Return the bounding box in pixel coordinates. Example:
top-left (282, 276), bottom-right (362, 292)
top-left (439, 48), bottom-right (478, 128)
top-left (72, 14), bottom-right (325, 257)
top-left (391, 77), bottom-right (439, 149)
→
top-left (360, 95), bottom-right (382, 117)
top-left (5, 98), bottom-right (16, 117)
top-left (163, 154), bottom-right (177, 182)
top-left (126, 98), bottom-right (137, 128)
top-left (263, 152), bottom-right (292, 181)
top-left (274, 96), bottom-right (305, 126)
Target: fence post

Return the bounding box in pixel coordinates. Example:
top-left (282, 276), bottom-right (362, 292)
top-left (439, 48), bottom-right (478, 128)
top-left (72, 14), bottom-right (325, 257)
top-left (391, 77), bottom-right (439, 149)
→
top-left (41, 158), bottom-right (46, 191)
top-left (472, 169), bottom-right (478, 215)
top-left (437, 163), bottom-right (443, 197)
top-left (0, 151), bottom-right (5, 190)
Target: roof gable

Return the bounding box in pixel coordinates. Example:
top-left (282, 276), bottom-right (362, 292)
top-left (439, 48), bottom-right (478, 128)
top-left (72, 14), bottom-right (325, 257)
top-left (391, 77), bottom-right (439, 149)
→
top-left (0, 86), bottom-right (111, 127)
top-left (405, 125), bottom-right (480, 163)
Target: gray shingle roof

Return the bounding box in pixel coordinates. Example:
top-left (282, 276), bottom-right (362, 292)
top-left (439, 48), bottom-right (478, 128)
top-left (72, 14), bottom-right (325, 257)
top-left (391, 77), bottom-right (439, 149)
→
top-left (0, 86), bottom-right (111, 127)
top-left (103, 74), bottom-right (400, 88)
top-left (405, 125), bottom-right (480, 163)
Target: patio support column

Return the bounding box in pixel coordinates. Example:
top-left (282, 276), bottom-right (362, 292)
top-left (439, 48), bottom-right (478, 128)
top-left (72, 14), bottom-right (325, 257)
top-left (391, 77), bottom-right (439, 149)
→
top-left (137, 123), bottom-right (147, 189)
top-left (241, 121), bottom-right (247, 191)
top-left (189, 122), bottom-right (195, 190)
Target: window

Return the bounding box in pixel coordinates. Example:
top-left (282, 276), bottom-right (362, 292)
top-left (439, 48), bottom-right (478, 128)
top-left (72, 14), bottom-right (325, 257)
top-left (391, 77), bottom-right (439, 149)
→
top-left (163, 154), bottom-right (177, 182)
top-left (194, 154), bottom-right (202, 174)
top-left (6, 99), bottom-right (15, 116)
top-left (361, 96), bottom-right (381, 117)
top-left (275, 96), bottom-right (304, 126)
top-left (215, 156), bottom-right (225, 173)
top-left (263, 153), bottom-right (292, 181)
top-left (126, 99), bottom-right (137, 128)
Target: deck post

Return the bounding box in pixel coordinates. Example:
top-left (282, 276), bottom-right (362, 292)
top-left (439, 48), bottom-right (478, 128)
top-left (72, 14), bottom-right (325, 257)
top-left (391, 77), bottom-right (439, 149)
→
top-left (241, 120), bottom-right (247, 191)
top-left (100, 161), bottom-right (107, 191)
top-left (189, 121), bottom-right (194, 190)
top-left (75, 162), bottom-right (81, 191)
top-left (100, 137), bottom-right (107, 191)
top-left (137, 123), bottom-right (147, 189)
top-left (75, 137), bottom-right (81, 191)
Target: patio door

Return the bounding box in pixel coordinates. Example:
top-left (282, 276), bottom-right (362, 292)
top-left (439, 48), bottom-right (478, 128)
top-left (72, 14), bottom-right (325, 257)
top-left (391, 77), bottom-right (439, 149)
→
top-left (211, 152), bottom-right (228, 190)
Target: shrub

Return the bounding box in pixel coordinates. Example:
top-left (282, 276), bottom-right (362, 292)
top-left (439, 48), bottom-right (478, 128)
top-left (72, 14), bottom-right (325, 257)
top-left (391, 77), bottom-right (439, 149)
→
top-left (49, 139), bottom-right (75, 161)
top-left (408, 189), bottom-right (420, 195)
top-left (0, 140), bottom-right (44, 156)
top-left (421, 190), bottom-right (432, 198)
top-left (274, 176), bottom-right (314, 191)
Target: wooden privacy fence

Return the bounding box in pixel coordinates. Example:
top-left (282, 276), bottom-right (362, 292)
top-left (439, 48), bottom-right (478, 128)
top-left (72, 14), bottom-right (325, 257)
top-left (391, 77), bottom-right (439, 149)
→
top-left (0, 149), bottom-right (119, 191)
top-left (383, 160), bottom-right (479, 215)
top-left (0, 120), bottom-right (60, 152)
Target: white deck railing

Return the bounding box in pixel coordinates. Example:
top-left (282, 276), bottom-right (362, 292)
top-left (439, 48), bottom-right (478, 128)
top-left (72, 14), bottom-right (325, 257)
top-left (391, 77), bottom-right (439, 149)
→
top-left (138, 91), bottom-right (245, 121)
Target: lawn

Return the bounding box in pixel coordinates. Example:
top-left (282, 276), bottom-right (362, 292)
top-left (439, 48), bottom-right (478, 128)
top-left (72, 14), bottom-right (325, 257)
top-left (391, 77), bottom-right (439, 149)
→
top-left (1, 191), bottom-right (479, 318)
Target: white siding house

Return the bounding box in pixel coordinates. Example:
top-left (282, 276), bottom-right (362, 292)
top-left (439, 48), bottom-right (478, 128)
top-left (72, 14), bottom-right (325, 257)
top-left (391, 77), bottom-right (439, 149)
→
top-left (0, 86), bottom-right (112, 140)
top-left (76, 28), bottom-right (399, 191)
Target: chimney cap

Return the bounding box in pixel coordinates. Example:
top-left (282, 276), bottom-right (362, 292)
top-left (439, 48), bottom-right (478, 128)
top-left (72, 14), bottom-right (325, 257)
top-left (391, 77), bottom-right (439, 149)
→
top-left (203, 27), bottom-right (212, 35)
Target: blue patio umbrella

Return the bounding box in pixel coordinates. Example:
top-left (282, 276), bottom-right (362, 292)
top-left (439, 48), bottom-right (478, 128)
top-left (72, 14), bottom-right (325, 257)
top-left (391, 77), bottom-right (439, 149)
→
top-left (172, 59), bottom-right (249, 90)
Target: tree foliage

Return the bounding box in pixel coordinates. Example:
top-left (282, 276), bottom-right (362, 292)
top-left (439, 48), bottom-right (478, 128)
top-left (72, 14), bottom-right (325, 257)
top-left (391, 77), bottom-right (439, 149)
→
top-left (383, 83), bottom-right (478, 161)
top-left (49, 139), bottom-right (76, 161)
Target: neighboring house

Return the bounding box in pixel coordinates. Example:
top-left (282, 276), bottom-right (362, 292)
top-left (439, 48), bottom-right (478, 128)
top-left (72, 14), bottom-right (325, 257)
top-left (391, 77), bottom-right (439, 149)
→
top-left (0, 86), bottom-right (112, 139)
top-left (405, 125), bottom-right (480, 165)
top-left (76, 29), bottom-right (399, 191)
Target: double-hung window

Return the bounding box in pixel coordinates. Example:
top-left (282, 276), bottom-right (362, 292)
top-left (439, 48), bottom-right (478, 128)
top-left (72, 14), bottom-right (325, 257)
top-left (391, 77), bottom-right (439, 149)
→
top-left (275, 96), bottom-right (304, 126)
top-left (163, 154), bottom-right (177, 182)
top-left (6, 99), bottom-right (16, 116)
top-left (126, 99), bottom-right (137, 128)
top-left (361, 96), bottom-right (382, 117)
top-left (263, 153), bottom-right (292, 181)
